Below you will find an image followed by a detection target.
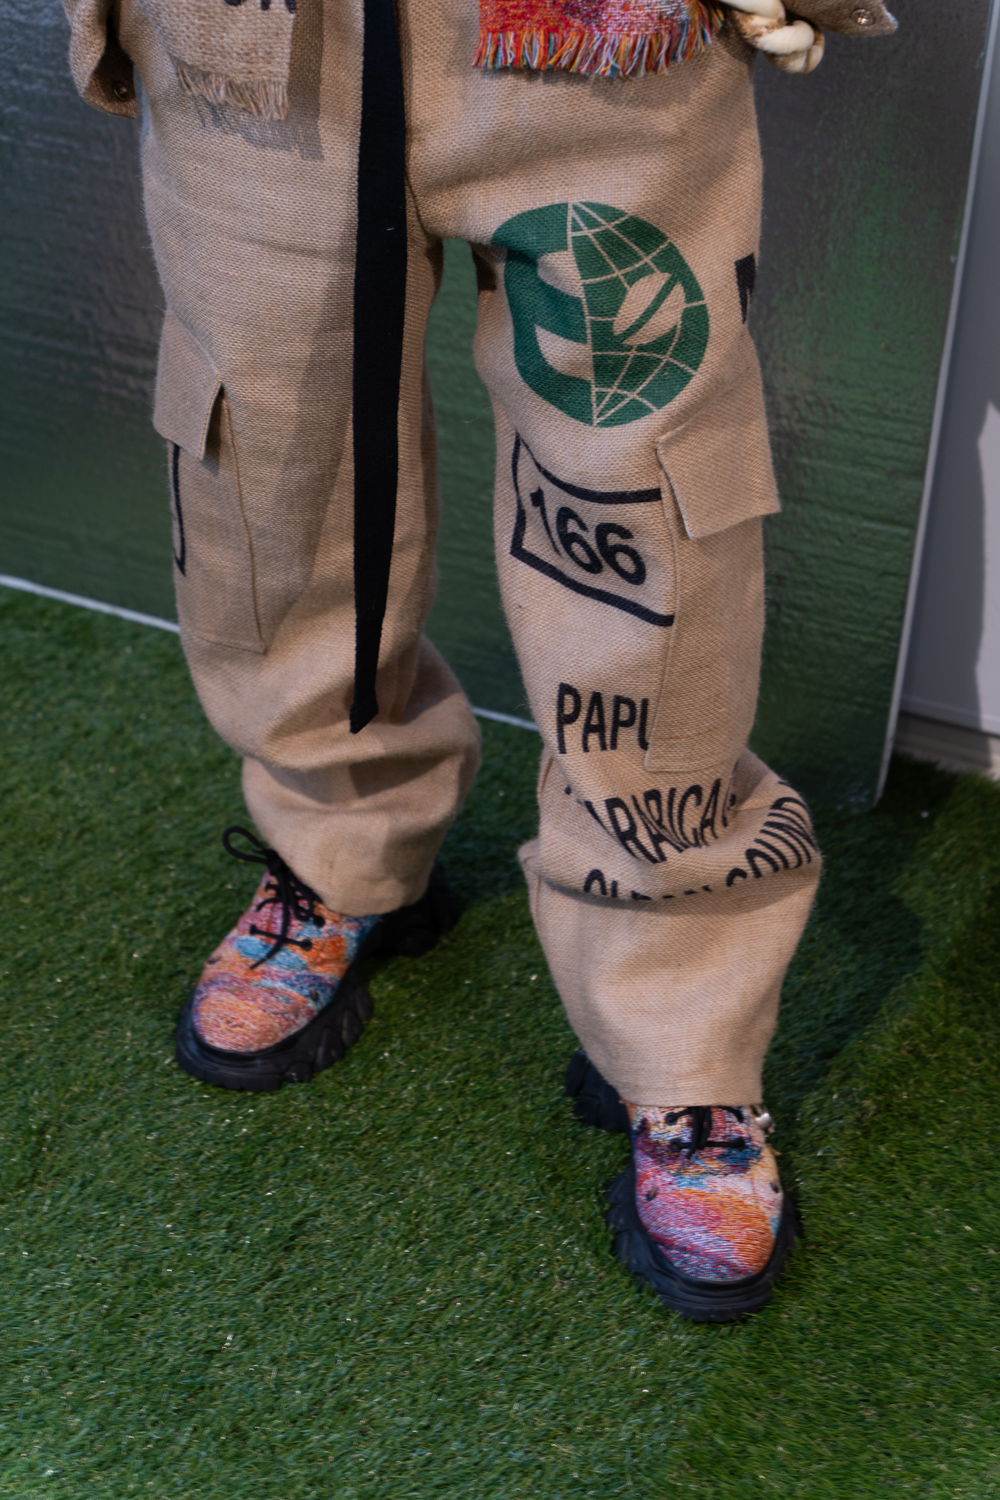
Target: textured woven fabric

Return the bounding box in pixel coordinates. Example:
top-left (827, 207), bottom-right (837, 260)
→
top-left (109, 0), bottom-right (818, 1100)
top-left (191, 873), bottom-right (378, 1054)
top-left (138, 0), bottom-right (296, 118)
top-left (632, 1104), bottom-right (783, 1280)
top-left (476, 0), bottom-right (726, 76)
top-left (63, 0), bottom-right (897, 118)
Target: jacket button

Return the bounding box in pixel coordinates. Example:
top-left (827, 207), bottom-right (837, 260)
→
top-left (112, 80), bottom-right (133, 100)
top-left (852, 5), bottom-right (876, 22)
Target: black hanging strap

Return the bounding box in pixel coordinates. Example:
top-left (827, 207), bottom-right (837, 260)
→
top-left (349, 0), bottom-right (408, 733)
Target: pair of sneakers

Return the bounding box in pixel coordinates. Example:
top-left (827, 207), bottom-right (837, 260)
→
top-left (176, 828), bottom-right (796, 1321)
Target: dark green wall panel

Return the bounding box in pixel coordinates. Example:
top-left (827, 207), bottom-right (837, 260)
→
top-left (1, 0), bottom-right (992, 796)
top-left (0, 3), bottom-right (170, 616)
top-left (423, 244), bottom-right (523, 717)
top-left (751, 1), bottom-right (992, 803)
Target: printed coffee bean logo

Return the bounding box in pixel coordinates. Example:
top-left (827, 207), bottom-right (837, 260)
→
top-left (510, 436), bottom-right (674, 626)
top-left (493, 201), bottom-right (708, 428)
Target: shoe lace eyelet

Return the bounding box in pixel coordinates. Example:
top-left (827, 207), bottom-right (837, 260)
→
top-left (222, 826), bottom-right (324, 967)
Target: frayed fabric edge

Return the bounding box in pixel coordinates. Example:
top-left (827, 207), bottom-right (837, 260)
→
top-left (474, 5), bottom-right (725, 76)
top-left (172, 58), bottom-right (289, 121)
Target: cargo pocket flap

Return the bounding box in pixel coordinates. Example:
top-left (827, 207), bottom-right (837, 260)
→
top-left (153, 309), bottom-right (222, 460)
top-left (655, 343), bottom-right (780, 540)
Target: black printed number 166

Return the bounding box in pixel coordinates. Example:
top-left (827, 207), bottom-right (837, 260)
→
top-left (531, 488), bottom-right (647, 586)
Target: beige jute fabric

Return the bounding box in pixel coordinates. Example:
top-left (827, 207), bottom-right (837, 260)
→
top-left (138, 0), bottom-right (297, 121)
top-left (63, 0), bottom-right (897, 117)
top-left (64, 0), bottom-right (295, 118)
top-left (109, 0), bottom-right (819, 1104)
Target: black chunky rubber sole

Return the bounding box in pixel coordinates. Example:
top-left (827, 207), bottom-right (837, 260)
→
top-left (565, 1049), bottom-right (799, 1321)
top-left (564, 1049), bottom-right (630, 1134)
top-left (175, 860), bottom-right (460, 1092)
top-left (606, 1157), bottom-right (799, 1322)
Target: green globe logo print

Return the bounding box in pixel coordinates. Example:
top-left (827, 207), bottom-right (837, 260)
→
top-left (493, 202), bottom-right (708, 428)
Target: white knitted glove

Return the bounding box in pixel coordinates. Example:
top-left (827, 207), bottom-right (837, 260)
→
top-left (726, 0), bottom-right (825, 73)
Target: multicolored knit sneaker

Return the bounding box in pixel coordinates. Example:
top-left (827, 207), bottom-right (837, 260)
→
top-left (175, 827), bottom-right (460, 1092)
top-left (606, 1101), bottom-right (797, 1320)
top-left (565, 1052), bottom-right (797, 1320)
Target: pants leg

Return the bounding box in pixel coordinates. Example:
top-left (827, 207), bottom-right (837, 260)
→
top-left (405, 1), bottom-right (821, 1103)
top-left (118, 0), bottom-right (481, 916)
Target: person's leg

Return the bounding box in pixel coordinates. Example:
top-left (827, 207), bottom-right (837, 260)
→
top-left (406, 2), bottom-right (819, 1313)
top-left (117, 0), bottom-right (479, 1084)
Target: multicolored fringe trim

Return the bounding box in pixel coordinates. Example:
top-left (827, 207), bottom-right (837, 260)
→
top-left (475, 0), bottom-right (726, 77)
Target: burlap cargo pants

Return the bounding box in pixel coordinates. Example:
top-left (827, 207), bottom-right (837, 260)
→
top-left (121, 0), bottom-right (821, 1106)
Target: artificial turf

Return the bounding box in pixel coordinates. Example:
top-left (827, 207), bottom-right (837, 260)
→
top-left (1, 584), bottom-right (999, 1498)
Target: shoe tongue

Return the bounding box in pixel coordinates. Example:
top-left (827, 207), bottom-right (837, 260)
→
top-left (631, 1103), bottom-right (702, 1135)
top-left (632, 1105), bottom-right (743, 1146)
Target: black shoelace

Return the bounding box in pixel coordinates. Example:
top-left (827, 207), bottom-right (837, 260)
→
top-left (643, 1107), bottom-right (756, 1201)
top-left (222, 826), bottom-right (325, 969)
top-left (660, 1105), bottom-right (748, 1155)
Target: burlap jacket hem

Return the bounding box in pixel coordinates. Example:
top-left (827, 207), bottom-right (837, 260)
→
top-left (63, 0), bottom-right (896, 120)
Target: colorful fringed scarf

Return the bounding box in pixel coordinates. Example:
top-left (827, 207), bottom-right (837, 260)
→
top-left (475, 0), bottom-right (727, 77)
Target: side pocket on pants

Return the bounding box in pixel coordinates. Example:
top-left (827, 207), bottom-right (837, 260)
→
top-left (646, 341), bottom-right (777, 774)
top-left (153, 309), bottom-right (264, 654)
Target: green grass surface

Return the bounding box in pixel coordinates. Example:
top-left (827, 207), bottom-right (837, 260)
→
top-left (2, 585), bottom-right (1000, 1498)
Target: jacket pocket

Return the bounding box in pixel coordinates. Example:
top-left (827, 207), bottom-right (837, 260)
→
top-left (154, 310), bottom-right (265, 654)
top-left (644, 344), bottom-right (772, 773)
top-left (134, 0), bottom-right (295, 119)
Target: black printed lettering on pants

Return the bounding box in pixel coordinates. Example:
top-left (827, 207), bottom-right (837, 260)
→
top-left (582, 693), bottom-right (607, 752)
top-left (603, 798), bottom-right (657, 862)
top-left (584, 777), bottom-right (728, 865)
top-left (555, 682), bottom-right (650, 754)
top-left (610, 695), bottom-right (635, 748)
top-left (725, 794), bottom-right (819, 886)
top-left (556, 683), bottom-right (581, 755)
